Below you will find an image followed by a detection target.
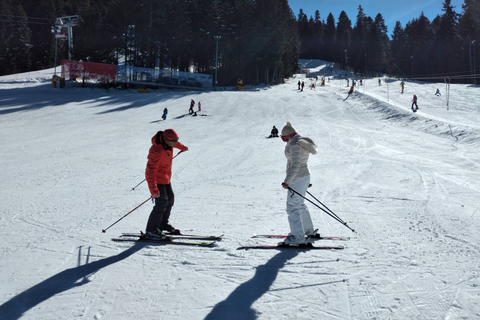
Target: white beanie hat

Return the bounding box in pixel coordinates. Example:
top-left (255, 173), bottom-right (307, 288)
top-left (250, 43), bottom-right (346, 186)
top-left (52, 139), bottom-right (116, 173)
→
top-left (281, 121), bottom-right (296, 137)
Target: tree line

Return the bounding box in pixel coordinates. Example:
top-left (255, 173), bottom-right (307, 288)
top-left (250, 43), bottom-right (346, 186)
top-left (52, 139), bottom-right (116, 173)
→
top-left (298, 0), bottom-right (479, 83)
top-left (0, 0), bottom-right (478, 84)
top-left (0, 0), bottom-right (298, 86)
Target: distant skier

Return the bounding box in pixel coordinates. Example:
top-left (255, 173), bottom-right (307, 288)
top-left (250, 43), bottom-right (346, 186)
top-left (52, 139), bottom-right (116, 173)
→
top-left (189, 99), bottom-right (195, 115)
top-left (378, 79), bottom-right (382, 86)
top-left (411, 94), bottom-right (419, 112)
top-left (401, 81), bottom-right (405, 93)
top-left (435, 88), bottom-right (441, 96)
top-left (268, 125), bottom-right (279, 138)
top-left (162, 108), bottom-right (168, 120)
top-left (343, 85), bottom-right (355, 101)
top-left (301, 81), bottom-right (305, 91)
top-left (297, 80), bottom-right (301, 90)
top-left (198, 101), bottom-right (201, 112)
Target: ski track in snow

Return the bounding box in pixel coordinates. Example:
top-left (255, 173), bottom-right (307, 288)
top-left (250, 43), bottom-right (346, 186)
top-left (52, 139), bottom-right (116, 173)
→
top-left (1, 62), bottom-right (480, 319)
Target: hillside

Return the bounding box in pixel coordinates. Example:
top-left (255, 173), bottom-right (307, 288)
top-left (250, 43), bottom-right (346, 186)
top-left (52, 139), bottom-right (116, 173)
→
top-left (1, 60), bottom-right (480, 319)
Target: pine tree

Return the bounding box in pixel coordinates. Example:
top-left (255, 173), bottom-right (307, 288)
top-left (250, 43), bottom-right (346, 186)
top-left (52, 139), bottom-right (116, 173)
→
top-left (8, 3), bottom-right (32, 73)
top-left (323, 13), bottom-right (336, 62)
top-left (434, 0), bottom-right (461, 75)
top-left (404, 12), bottom-right (434, 77)
top-left (391, 21), bottom-right (408, 77)
top-left (350, 5), bottom-right (368, 75)
top-left (458, 0), bottom-right (479, 83)
top-left (367, 13), bottom-right (389, 74)
top-left (312, 10), bottom-right (323, 60)
top-left (335, 11), bottom-right (352, 70)
top-left (22, 0), bottom-right (57, 70)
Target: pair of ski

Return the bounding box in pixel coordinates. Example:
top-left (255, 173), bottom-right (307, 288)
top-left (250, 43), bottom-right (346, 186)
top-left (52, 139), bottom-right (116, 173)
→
top-left (238, 233), bottom-right (348, 250)
top-left (111, 232), bottom-right (223, 247)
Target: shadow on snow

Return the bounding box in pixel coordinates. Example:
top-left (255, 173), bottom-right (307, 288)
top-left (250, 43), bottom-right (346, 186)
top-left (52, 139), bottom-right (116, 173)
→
top-left (0, 83), bottom-right (200, 115)
top-left (204, 250), bottom-right (299, 320)
top-left (0, 243), bottom-right (143, 320)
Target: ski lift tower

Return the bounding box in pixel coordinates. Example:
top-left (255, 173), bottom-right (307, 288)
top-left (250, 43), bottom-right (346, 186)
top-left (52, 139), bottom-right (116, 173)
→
top-left (50, 15), bottom-right (79, 87)
top-left (59, 15), bottom-right (80, 61)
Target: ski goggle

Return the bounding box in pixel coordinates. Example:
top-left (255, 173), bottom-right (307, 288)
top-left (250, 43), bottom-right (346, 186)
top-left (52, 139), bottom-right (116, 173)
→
top-left (281, 132), bottom-right (297, 142)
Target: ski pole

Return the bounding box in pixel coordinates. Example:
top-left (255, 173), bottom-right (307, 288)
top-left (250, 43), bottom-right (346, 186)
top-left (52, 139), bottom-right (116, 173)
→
top-left (172, 149), bottom-right (185, 159)
top-left (131, 150), bottom-right (185, 190)
top-left (288, 187), bottom-right (356, 233)
top-left (306, 191), bottom-right (344, 223)
top-left (102, 197), bottom-right (152, 233)
top-left (131, 179), bottom-right (145, 191)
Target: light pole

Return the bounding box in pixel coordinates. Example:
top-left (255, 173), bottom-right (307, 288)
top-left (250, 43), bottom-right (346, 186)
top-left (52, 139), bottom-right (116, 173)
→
top-left (470, 39), bottom-right (473, 82)
top-left (214, 35), bottom-right (221, 89)
top-left (344, 49), bottom-right (348, 70)
top-left (473, 40), bottom-right (476, 85)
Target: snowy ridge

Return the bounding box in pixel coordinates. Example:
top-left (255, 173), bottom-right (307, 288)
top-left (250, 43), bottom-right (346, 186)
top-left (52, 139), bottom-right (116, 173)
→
top-left (354, 90), bottom-right (480, 143)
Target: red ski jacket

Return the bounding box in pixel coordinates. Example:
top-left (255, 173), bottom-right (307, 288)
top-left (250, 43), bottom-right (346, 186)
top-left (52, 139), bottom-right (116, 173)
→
top-left (145, 132), bottom-right (187, 195)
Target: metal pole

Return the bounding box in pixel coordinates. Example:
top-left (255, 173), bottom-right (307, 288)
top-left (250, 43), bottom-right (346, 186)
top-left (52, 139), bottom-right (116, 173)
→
top-left (386, 80), bottom-right (389, 101)
top-left (101, 197), bottom-right (152, 233)
top-left (470, 39), bottom-right (473, 83)
top-left (68, 26), bottom-right (72, 61)
top-left (54, 37), bottom-right (58, 77)
top-left (445, 77), bottom-right (450, 110)
top-left (214, 36), bottom-right (220, 89)
top-left (473, 40), bottom-right (476, 85)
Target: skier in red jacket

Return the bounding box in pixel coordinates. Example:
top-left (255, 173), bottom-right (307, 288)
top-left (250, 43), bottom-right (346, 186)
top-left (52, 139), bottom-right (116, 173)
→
top-left (145, 129), bottom-right (188, 238)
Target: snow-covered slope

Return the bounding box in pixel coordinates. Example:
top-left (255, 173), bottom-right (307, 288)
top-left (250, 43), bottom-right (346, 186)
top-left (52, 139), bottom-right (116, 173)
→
top-left (1, 60), bottom-right (479, 319)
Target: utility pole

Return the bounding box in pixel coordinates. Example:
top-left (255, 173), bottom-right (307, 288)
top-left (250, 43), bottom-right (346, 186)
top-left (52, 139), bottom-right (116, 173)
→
top-left (473, 40), bottom-right (476, 85)
top-left (214, 36), bottom-right (221, 89)
top-left (344, 49), bottom-right (348, 70)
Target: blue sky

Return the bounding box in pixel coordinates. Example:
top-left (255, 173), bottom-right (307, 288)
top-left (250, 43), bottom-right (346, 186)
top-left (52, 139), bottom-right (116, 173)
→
top-left (287, 0), bottom-right (464, 35)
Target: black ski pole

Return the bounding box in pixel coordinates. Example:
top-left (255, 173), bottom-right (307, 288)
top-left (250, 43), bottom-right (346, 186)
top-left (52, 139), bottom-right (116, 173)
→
top-left (102, 197), bottom-right (152, 233)
top-left (288, 187), bottom-right (356, 233)
top-left (306, 191), bottom-right (343, 222)
top-left (131, 179), bottom-right (145, 191)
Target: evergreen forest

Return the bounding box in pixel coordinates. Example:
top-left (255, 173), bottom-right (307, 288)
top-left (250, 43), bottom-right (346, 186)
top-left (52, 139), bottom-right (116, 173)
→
top-left (0, 0), bottom-right (478, 85)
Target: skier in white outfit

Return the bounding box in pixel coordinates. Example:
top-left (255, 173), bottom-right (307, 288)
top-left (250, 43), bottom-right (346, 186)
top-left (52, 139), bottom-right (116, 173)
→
top-left (280, 122), bottom-right (319, 245)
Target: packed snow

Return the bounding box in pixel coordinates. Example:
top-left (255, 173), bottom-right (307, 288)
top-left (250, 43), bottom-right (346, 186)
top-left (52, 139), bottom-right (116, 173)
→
top-left (1, 60), bottom-right (480, 320)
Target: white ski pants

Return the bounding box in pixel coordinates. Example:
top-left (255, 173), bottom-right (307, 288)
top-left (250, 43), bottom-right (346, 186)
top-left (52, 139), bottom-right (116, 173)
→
top-left (286, 175), bottom-right (314, 238)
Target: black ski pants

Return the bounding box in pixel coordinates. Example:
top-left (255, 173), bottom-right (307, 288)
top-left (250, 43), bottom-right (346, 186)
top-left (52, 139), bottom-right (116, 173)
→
top-left (145, 183), bottom-right (174, 232)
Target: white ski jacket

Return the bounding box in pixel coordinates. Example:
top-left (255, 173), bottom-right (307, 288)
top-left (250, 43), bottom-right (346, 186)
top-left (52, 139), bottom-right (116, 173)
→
top-left (284, 134), bottom-right (318, 185)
